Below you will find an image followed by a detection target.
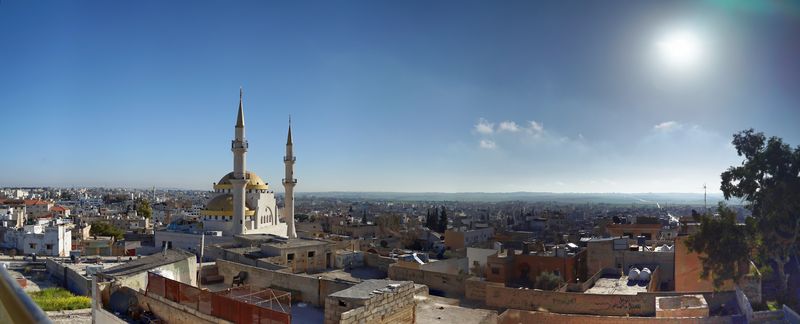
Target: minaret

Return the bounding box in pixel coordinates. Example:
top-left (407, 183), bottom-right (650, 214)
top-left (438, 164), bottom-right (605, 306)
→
top-left (230, 88), bottom-right (248, 235)
top-left (283, 117), bottom-right (298, 239)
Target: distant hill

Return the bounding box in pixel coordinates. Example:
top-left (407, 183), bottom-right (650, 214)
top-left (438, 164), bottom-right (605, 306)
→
top-left (294, 191), bottom-right (735, 205)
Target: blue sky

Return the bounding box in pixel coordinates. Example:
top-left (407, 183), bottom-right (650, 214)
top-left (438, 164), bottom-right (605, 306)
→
top-left (1, 1), bottom-right (798, 193)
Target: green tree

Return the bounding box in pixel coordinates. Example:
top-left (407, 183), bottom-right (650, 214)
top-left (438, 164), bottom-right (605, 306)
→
top-left (135, 198), bottom-right (152, 219)
top-left (534, 272), bottom-right (563, 290)
top-left (685, 203), bottom-right (754, 288)
top-left (90, 221), bottom-right (124, 240)
top-left (438, 206), bottom-right (448, 233)
top-left (720, 129), bottom-right (800, 294)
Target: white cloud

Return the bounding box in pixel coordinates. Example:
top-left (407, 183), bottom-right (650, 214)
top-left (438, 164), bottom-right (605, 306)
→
top-left (474, 118), bottom-right (494, 134)
top-left (498, 121), bottom-right (521, 132)
top-left (653, 121), bottom-right (682, 131)
top-left (527, 120), bottom-right (544, 134)
top-left (479, 139), bottom-right (496, 149)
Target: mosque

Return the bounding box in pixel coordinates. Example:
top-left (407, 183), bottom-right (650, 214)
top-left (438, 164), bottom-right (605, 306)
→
top-left (155, 89), bottom-right (298, 252)
top-left (199, 89), bottom-right (297, 238)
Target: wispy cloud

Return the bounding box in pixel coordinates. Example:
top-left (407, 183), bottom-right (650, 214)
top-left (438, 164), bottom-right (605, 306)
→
top-left (653, 121), bottom-right (682, 132)
top-left (479, 139), bottom-right (496, 149)
top-left (474, 118), bottom-right (494, 134)
top-left (528, 120), bottom-right (544, 134)
top-left (498, 121), bottom-right (521, 132)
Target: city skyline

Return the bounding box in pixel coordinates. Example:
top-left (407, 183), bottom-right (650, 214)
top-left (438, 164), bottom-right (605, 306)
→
top-left (1, 1), bottom-right (799, 193)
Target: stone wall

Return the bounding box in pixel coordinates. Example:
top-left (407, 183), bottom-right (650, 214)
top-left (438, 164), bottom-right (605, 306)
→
top-left (45, 259), bottom-right (92, 296)
top-left (388, 264), bottom-right (467, 297)
top-left (216, 259), bottom-right (354, 306)
top-left (324, 282), bottom-right (415, 324)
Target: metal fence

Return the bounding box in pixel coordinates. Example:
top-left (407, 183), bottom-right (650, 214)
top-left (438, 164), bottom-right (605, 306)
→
top-left (146, 272), bottom-right (291, 324)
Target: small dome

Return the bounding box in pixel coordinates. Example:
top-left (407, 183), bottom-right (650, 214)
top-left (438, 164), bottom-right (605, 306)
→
top-left (201, 194), bottom-right (255, 216)
top-left (214, 171), bottom-right (268, 190)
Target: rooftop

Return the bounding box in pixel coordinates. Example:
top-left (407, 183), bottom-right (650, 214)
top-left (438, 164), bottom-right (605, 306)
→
top-left (329, 279), bottom-right (409, 300)
top-left (99, 249), bottom-right (194, 277)
top-left (583, 275), bottom-right (648, 295)
top-left (262, 238), bottom-right (329, 249)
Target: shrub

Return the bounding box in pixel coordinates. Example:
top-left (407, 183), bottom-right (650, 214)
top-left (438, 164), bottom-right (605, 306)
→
top-left (28, 288), bottom-right (91, 311)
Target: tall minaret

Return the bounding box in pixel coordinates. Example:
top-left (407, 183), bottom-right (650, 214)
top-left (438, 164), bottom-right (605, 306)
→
top-left (283, 117), bottom-right (298, 239)
top-left (230, 88), bottom-right (248, 235)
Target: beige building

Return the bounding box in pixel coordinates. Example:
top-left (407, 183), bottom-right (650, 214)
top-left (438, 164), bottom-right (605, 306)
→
top-left (260, 239), bottom-right (332, 273)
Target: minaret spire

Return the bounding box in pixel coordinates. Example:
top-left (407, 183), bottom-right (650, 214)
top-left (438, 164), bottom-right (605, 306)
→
top-left (236, 87), bottom-right (245, 128)
top-left (287, 115), bottom-right (293, 145)
top-left (284, 116), bottom-right (297, 239)
top-left (231, 88), bottom-right (249, 235)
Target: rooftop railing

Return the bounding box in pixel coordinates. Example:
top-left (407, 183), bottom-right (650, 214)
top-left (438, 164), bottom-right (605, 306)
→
top-left (0, 265), bottom-right (51, 324)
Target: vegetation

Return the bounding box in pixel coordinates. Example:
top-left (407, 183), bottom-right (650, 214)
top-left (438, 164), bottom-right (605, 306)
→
top-left (689, 129), bottom-right (799, 305)
top-left (135, 198), bottom-right (152, 219)
top-left (721, 129), bottom-right (799, 297)
top-left (534, 272), bottom-right (563, 291)
top-left (685, 203), bottom-right (754, 288)
top-left (90, 221), bottom-right (124, 240)
top-left (28, 288), bottom-right (91, 311)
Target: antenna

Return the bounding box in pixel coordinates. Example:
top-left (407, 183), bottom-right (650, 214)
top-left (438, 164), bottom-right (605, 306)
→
top-left (703, 183), bottom-right (707, 213)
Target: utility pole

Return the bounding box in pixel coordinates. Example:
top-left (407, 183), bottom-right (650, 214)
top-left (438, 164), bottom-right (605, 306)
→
top-left (197, 232), bottom-right (205, 287)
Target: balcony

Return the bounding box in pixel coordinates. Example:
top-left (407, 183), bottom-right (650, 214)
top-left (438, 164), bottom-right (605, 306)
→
top-left (283, 156), bottom-right (296, 162)
top-left (0, 265), bottom-right (51, 323)
top-left (282, 178), bottom-right (298, 184)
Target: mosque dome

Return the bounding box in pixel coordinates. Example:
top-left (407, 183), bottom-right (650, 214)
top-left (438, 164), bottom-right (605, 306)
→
top-left (200, 194), bottom-right (255, 216)
top-left (213, 171), bottom-right (269, 190)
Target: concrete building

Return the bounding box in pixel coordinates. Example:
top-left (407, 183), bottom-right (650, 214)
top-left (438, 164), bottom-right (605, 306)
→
top-left (2, 223), bottom-right (72, 256)
top-left (444, 227), bottom-right (495, 250)
top-left (260, 238), bottom-right (332, 273)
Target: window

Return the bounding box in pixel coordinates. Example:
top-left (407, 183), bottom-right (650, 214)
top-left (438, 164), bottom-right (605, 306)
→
top-left (29, 243), bottom-right (37, 249)
top-left (491, 267), bottom-right (500, 275)
top-left (46, 244), bottom-right (53, 250)
top-left (287, 253), bottom-right (295, 261)
top-left (308, 251), bottom-right (315, 258)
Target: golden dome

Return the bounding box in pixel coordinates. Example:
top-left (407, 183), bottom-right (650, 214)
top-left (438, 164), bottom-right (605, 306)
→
top-left (213, 171), bottom-right (269, 190)
top-left (201, 194), bottom-right (255, 216)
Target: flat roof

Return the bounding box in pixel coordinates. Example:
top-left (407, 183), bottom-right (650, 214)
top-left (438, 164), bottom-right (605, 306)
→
top-left (584, 276), bottom-right (648, 295)
top-left (329, 279), bottom-right (409, 300)
top-left (263, 238), bottom-right (329, 249)
top-left (99, 249), bottom-right (194, 277)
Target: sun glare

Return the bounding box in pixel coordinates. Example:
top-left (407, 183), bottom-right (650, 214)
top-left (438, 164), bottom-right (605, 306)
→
top-left (656, 29), bottom-right (704, 71)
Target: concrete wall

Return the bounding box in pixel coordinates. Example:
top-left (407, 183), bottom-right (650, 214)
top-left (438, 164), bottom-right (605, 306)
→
top-left (94, 306), bottom-right (129, 324)
top-left (45, 259), bottom-right (92, 296)
top-left (134, 289), bottom-right (233, 324)
top-left (486, 285), bottom-right (654, 316)
top-left (215, 259), bottom-right (354, 307)
top-left (465, 277), bottom-right (504, 302)
top-left (498, 309), bottom-right (743, 324)
top-left (116, 254), bottom-right (197, 293)
top-left (388, 264), bottom-right (467, 297)
top-left (363, 252), bottom-right (396, 273)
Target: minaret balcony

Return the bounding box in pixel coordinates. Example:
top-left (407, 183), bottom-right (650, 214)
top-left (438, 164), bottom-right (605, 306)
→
top-left (283, 156), bottom-right (296, 162)
top-left (231, 141), bottom-right (249, 149)
top-left (283, 178), bottom-right (297, 184)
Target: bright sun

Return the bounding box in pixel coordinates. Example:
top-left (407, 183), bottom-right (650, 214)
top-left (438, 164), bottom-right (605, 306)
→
top-left (656, 29), bottom-right (704, 71)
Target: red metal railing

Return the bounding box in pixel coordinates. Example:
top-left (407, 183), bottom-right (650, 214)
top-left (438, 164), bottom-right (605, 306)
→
top-left (146, 272), bottom-right (291, 324)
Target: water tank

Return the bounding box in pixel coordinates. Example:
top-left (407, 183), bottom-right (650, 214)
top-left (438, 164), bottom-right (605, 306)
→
top-left (628, 267), bottom-right (640, 280)
top-left (640, 267), bottom-right (652, 281)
